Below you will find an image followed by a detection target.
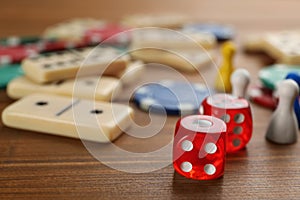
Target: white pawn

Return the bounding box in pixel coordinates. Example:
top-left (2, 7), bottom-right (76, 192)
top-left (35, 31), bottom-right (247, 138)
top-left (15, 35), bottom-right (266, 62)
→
top-left (266, 79), bottom-right (299, 144)
top-left (230, 68), bottom-right (250, 98)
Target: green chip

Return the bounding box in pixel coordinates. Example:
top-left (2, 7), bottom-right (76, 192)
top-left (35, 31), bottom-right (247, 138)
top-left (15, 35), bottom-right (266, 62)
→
top-left (0, 36), bottom-right (40, 46)
top-left (0, 64), bottom-right (24, 89)
top-left (259, 64), bottom-right (300, 90)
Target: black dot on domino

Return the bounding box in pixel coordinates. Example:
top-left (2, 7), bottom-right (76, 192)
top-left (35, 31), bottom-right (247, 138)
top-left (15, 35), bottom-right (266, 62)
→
top-left (85, 80), bottom-right (95, 85)
top-left (36, 101), bottom-right (48, 106)
top-left (90, 109), bottom-right (103, 114)
top-left (43, 64), bottom-right (52, 69)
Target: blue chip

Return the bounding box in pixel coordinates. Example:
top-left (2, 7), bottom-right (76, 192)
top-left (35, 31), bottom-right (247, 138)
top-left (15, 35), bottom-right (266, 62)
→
top-left (133, 80), bottom-right (212, 115)
top-left (183, 23), bottom-right (234, 41)
top-left (285, 72), bottom-right (300, 129)
top-left (0, 64), bottom-right (24, 89)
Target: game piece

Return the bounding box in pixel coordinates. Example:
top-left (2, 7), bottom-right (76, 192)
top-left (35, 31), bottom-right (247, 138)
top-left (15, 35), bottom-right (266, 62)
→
top-left (0, 36), bottom-right (40, 47)
top-left (285, 72), bottom-right (300, 129)
top-left (118, 61), bottom-right (145, 85)
top-left (183, 23), bottom-right (235, 41)
top-left (83, 24), bottom-right (130, 45)
top-left (0, 45), bottom-right (39, 64)
top-left (265, 79), bottom-right (299, 144)
top-left (243, 31), bottom-right (300, 64)
top-left (7, 76), bottom-right (121, 101)
top-left (173, 115), bottom-right (226, 180)
top-left (230, 69), bottom-right (250, 98)
top-left (130, 49), bottom-right (213, 73)
top-left (259, 64), bottom-right (300, 90)
top-left (248, 85), bottom-right (278, 110)
top-left (130, 28), bottom-right (216, 51)
top-left (21, 47), bottom-right (129, 83)
top-left (2, 94), bottom-right (133, 142)
top-left (242, 34), bottom-right (265, 52)
top-left (43, 18), bottom-right (106, 42)
top-left (201, 93), bottom-right (253, 153)
top-left (133, 80), bottom-right (212, 115)
top-left (0, 64), bottom-right (24, 88)
top-left (215, 41), bottom-right (236, 92)
top-left (121, 14), bottom-right (189, 29)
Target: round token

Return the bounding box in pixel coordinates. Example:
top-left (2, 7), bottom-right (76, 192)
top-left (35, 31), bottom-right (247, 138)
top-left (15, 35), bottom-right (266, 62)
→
top-left (0, 64), bottom-right (24, 88)
top-left (259, 64), bottom-right (300, 90)
top-left (248, 85), bottom-right (278, 110)
top-left (133, 80), bottom-right (212, 115)
top-left (183, 23), bottom-right (234, 41)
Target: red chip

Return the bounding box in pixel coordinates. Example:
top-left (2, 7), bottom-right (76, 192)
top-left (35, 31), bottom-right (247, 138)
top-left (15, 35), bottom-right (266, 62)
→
top-left (248, 85), bottom-right (278, 110)
top-left (0, 45), bottom-right (39, 64)
top-left (84, 24), bottom-right (130, 44)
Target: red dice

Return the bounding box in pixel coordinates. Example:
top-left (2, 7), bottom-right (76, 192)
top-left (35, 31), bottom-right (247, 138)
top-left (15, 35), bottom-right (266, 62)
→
top-left (173, 115), bottom-right (227, 180)
top-left (201, 94), bottom-right (253, 153)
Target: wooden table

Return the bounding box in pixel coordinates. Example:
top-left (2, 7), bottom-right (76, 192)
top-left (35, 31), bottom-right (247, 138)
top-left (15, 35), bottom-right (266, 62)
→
top-left (1, 0), bottom-right (300, 199)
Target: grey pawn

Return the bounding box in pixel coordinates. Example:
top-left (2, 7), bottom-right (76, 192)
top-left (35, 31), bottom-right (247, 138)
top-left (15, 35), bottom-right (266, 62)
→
top-left (230, 68), bottom-right (250, 98)
top-left (266, 79), bottom-right (299, 144)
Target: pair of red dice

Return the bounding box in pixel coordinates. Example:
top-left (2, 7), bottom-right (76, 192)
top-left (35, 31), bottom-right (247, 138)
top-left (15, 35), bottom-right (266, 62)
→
top-left (173, 93), bottom-right (253, 180)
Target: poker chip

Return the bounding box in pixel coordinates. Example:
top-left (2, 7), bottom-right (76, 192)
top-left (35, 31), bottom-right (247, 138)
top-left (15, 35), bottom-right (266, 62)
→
top-left (0, 64), bottom-right (24, 88)
top-left (133, 80), bottom-right (212, 115)
top-left (183, 23), bottom-right (235, 41)
top-left (248, 85), bottom-right (278, 110)
top-left (84, 24), bottom-right (130, 45)
top-left (259, 64), bottom-right (300, 90)
top-left (0, 45), bottom-right (39, 64)
top-left (0, 36), bottom-right (40, 47)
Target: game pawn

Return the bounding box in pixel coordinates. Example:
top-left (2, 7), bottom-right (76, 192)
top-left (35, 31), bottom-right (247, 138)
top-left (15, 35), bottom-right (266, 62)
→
top-left (201, 69), bottom-right (253, 153)
top-left (215, 41), bottom-right (236, 93)
top-left (266, 79), bottom-right (299, 144)
top-left (173, 115), bottom-right (227, 180)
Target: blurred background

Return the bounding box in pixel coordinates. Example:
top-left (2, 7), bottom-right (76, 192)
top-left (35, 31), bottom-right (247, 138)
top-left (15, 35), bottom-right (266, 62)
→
top-left (1, 0), bottom-right (300, 37)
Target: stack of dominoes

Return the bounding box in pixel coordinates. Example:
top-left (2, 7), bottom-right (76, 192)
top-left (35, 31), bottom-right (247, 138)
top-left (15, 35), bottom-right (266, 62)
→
top-left (1, 15), bottom-right (235, 144)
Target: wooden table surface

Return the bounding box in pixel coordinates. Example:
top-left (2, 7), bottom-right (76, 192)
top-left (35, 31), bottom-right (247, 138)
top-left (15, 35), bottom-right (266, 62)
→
top-left (1, 0), bottom-right (300, 199)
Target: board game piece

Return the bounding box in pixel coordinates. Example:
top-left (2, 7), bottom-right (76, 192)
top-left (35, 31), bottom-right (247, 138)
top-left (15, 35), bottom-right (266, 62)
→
top-left (43, 18), bottom-right (106, 42)
top-left (285, 72), bottom-right (300, 129)
top-left (21, 47), bottom-right (129, 83)
top-left (2, 94), bottom-right (133, 142)
top-left (266, 79), bottom-right (299, 144)
top-left (248, 85), bottom-right (278, 110)
top-left (230, 68), bottom-right (250, 98)
top-left (7, 76), bottom-right (121, 101)
top-left (259, 64), bottom-right (300, 90)
top-left (130, 49), bottom-right (213, 73)
top-left (215, 41), bottom-right (236, 92)
top-left (0, 45), bottom-right (39, 64)
top-left (118, 61), bottom-right (145, 85)
top-left (243, 30), bottom-right (300, 64)
top-left (130, 28), bottom-right (216, 51)
top-left (263, 31), bottom-right (300, 64)
top-left (173, 115), bottom-right (226, 180)
top-left (83, 24), bottom-right (130, 45)
top-left (201, 93), bottom-right (253, 153)
top-left (182, 23), bottom-right (235, 41)
top-left (242, 34), bottom-right (265, 52)
top-left (0, 64), bottom-right (24, 88)
top-left (121, 14), bottom-right (189, 29)
top-left (0, 36), bottom-right (40, 47)
top-left (133, 80), bottom-right (212, 115)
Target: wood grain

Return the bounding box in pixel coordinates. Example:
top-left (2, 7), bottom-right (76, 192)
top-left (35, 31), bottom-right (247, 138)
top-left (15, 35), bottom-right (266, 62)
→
top-left (1, 0), bottom-right (300, 199)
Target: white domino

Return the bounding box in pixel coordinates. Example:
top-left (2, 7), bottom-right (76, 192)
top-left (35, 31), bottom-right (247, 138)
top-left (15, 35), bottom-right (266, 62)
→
top-left (2, 94), bottom-right (134, 142)
top-left (130, 29), bottom-right (216, 50)
top-left (130, 49), bottom-right (213, 72)
top-left (7, 76), bottom-right (122, 101)
top-left (43, 18), bottom-right (106, 41)
top-left (22, 47), bottom-right (129, 83)
top-left (118, 60), bottom-right (146, 85)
